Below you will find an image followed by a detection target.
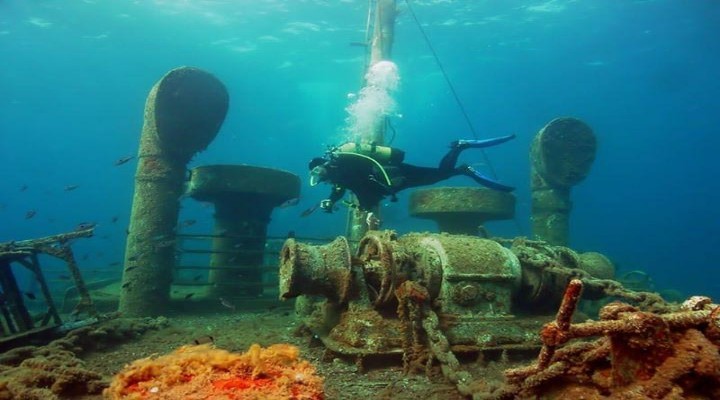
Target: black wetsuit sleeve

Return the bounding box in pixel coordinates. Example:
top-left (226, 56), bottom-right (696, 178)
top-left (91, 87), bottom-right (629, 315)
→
top-left (323, 185), bottom-right (345, 212)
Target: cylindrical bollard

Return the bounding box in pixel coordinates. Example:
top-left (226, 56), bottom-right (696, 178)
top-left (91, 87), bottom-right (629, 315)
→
top-left (409, 187), bottom-right (515, 236)
top-left (530, 117), bottom-right (596, 245)
top-left (119, 67), bottom-right (228, 317)
top-left (186, 165), bottom-right (300, 298)
top-left (279, 236), bottom-right (354, 302)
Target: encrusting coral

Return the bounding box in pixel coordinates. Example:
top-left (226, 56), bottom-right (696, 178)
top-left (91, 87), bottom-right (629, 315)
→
top-left (487, 281), bottom-right (720, 399)
top-left (104, 343), bottom-right (324, 400)
top-left (0, 316), bottom-right (168, 400)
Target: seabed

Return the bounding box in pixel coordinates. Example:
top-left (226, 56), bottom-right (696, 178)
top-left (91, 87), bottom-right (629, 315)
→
top-left (2, 68), bottom-right (717, 399)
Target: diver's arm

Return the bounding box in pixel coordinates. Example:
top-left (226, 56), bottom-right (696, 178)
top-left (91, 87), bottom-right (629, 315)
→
top-left (321, 186), bottom-right (345, 213)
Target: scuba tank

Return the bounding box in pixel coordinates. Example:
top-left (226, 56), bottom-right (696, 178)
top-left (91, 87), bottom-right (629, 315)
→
top-left (336, 142), bottom-right (405, 165)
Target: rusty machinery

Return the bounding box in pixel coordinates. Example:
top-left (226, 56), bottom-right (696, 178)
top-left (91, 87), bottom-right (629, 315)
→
top-left (279, 230), bottom-right (618, 360)
top-left (0, 228), bottom-right (98, 350)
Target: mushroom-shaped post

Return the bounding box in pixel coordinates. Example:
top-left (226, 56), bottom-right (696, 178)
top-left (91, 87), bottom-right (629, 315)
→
top-left (530, 117), bottom-right (597, 246)
top-left (409, 187), bottom-right (516, 236)
top-left (119, 67), bottom-right (228, 317)
top-left (186, 165), bottom-right (300, 299)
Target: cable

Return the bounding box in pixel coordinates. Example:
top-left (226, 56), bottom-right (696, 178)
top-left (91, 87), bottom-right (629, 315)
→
top-left (404, 0), bottom-right (525, 236)
top-left (404, 0), bottom-right (499, 180)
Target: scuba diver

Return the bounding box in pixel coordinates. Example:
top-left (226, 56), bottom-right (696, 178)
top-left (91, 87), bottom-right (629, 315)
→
top-left (305, 134), bottom-right (515, 215)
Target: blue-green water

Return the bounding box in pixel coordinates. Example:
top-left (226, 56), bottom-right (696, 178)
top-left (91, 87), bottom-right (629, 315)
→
top-left (1, 1), bottom-right (718, 299)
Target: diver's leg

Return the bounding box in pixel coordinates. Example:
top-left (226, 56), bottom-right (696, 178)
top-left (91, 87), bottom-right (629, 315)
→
top-left (439, 134), bottom-right (516, 170)
top-left (439, 146), bottom-right (463, 170)
top-left (460, 165), bottom-right (515, 192)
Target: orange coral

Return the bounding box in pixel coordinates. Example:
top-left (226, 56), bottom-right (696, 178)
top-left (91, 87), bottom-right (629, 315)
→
top-left (104, 344), bottom-right (323, 400)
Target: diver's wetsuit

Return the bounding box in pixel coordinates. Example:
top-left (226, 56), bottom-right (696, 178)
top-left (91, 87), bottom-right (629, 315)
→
top-left (315, 134), bottom-right (515, 212)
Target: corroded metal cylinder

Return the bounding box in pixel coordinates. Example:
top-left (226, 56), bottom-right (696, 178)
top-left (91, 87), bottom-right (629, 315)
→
top-left (356, 230), bottom-right (426, 307)
top-left (512, 243), bottom-right (610, 313)
top-left (409, 187), bottom-right (515, 236)
top-left (579, 251), bottom-right (615, 280)
top-left (186, 165), bottom-right (300, 298)
top-left (119, 67), bottom-right (228, 317)
top-left (410, 234), bottom-right (521, 315)
top-left (530, 117), bottom-right (596, 246)
top-left (282, 231), bottom-right (522, 317)
top-left (279, 237), bottom-right (354, 302)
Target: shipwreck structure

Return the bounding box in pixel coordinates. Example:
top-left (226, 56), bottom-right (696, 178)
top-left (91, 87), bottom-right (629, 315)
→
top-left (0, 228), bottom-right (97, 350)
top-left (279, 230), bottom-right (640, 363)
top-left (530, 117), bottom-right (597, 245)
top-left (118, 66), bottom-right (302, 316)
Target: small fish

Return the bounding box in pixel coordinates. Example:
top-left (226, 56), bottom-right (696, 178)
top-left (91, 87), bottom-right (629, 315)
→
top-left (122, 282), bottom-right (131, 289)
top-left (58, 274), bottom-right (71, 280)
top-left (109, 261), bottom-right (120, 266)
top-left (300, 204), bottom-right (319, 217)
top-left (349, 41), bottom-right (368, 47)
top-left (82, 253), bottom-right (89, 260)
top-left (24, 292), bottom-right (36, 300)
top-left (232, 243), bottom-right (243, 249)
top-left (192, 335), bottom-right (214, 345)
top-left (180, 219), bottom-right (196, 228)
top-left (124, 266), bottom-right (137, 272)
top-left (76, 222), bottom-right (96, 230)
top-left (192, 274), bottom-right (203, 281)
top-left (64, 184), bottom-right (80, 191)
top-left (287, 230), bottom-right (296, 239)
top-left (184, 293), bottom-right (195, 300)
top-left (25, 210), bottom-right (37, 219)
top-left (219, 297), bottom-right (236, 310)
top-left (279, 197), bottom-right (299, 208)
top-left (111, 216), bottom-right (119, 223)
top-left (113, 155), bottom-right (135, 166)
top-left (19, 184), bottom-right (28, 192)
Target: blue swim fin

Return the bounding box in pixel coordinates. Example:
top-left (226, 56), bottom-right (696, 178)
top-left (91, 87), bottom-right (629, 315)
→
top-left (463, 165), bottom-right (515, 192)
top-left (451, 134), bottom-right (516, 150)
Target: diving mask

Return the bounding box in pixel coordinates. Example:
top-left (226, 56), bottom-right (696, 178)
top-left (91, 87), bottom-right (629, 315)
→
top-left (309, 165), bottom-right (327, 186)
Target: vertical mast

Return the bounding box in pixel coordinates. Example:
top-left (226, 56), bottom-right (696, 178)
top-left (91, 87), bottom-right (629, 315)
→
top-left (347, 0), bottom-right (397, 241)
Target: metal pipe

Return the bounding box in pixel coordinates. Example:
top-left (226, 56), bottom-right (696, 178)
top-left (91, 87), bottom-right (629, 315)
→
top-left (119, 67), bottom-right (228, 316)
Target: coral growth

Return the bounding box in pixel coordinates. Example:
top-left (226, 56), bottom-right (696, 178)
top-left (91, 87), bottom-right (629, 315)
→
top-left (104, 343), bottom-right (324, 400)
top-left (490, 282), bottom-right (720, 399)
top-left (0, 315), bottom-right (168, 400)
top-left (0, 345), bottom-right (104, 400)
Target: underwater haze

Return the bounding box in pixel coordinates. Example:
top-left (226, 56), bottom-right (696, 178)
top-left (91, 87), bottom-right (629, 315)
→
top-left (1, 1), bottom-right (719, 299)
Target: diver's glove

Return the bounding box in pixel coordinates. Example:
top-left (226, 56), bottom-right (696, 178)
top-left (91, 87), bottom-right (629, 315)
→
top-left (320, 199), bottom-right (333, 213)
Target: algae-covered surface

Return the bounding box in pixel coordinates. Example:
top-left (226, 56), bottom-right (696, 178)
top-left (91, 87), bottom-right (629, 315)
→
top-left (1, 310), bottom-right (511, 399)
